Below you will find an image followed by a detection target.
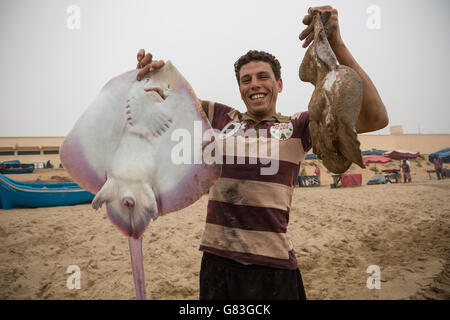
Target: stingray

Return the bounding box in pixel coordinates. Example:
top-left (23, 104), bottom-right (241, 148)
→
top-left (299, 9), bottom-right (365, 174)
top-left (60, 61), bottom-right (221, 299)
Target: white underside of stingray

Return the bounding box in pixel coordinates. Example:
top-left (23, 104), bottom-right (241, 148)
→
top-left (60, 61), bottom-right (221, 299)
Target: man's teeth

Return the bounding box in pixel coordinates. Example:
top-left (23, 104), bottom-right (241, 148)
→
top-left (251, 94), bottom-right (265, 100)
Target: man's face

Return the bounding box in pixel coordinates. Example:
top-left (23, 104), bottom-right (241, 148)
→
top-left (238, 61), bottom-right (282, 120)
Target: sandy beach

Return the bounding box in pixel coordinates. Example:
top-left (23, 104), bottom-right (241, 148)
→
top-left (0, 161), bottom-right (449, 300)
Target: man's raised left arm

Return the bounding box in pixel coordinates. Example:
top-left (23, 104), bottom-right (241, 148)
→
top-left (300, 5), bottom-right (389, 133)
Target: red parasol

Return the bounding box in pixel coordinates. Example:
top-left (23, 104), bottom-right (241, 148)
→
top-left (384, 150), bottom-right (420, 160)
top-left (363, 155), bottom-right (392, 164)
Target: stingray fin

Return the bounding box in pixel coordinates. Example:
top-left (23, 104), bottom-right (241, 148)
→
top-left (91, 178), bottom-right (115, 210)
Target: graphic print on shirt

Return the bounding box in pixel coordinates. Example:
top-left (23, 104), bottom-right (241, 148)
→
top-left (270, 122), bottom-right (294, 141)
top-left (218, 121), bottom-right (241, 139)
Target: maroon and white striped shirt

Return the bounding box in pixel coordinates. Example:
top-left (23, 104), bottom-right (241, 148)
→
top-left (199, 101), bottom-right (311, 269)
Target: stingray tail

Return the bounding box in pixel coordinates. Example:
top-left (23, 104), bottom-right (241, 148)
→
top-left (129, 237), bottom-right (147, 300)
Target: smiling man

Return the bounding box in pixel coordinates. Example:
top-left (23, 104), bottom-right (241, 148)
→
top-left (136, 5), bottom-right (388, 300)
top-left (237, 57), bottom-right (282, 121)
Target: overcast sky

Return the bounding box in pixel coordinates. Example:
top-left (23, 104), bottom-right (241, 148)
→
top-left (0, 0), bottom-right (449, 137)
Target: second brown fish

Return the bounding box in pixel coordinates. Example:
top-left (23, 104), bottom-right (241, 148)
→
top-left (299, 9), bottom-right (365, 174)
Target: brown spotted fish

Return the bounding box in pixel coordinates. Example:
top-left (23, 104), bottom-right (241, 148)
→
top-left (299, 9), bottom-right (365, 174)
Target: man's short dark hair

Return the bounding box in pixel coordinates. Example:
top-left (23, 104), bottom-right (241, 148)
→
top-left (234, 50), bottom-right (281, 84)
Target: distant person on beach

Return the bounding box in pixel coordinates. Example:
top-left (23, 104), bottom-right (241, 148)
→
top-left (401, 159), bottom-right (411, 183)
top-left (433, 155), bottom-right (443, 180)
top-left (135, 5), bottom-right (388, 300)
top-left (298, 166), bottom-right (307, 187)
top-left (314, 164), bottom-right (321, 185)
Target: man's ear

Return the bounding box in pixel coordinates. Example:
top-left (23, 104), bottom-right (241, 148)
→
top-left (277, 77), bottom-right (283, 93)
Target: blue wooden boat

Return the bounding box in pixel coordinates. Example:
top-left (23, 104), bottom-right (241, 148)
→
top-left (0, 167), bottom-right (35, 174)
top-left (0, 173), bottom-right (94, 209)
top-left (2, 160), bottom-right (20, 165)
top-left (0, 161), bottom-right (35, 174)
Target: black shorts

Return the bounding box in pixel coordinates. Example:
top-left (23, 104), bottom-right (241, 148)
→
top-left (199, 252), bottom-right (307, 300)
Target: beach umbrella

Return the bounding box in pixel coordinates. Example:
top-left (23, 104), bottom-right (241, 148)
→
top-left (364, 155), bottom-right (391, 172)
top-left (361, 148), bottom-right (388, 156)
top-left (384, 150), bottom-right (420, 160)
top-left (428, 147), bottom-right (450, 163)
top-left (363, 155), bottom-right (392, 164)
top-left (305, 153), bottom-right (318, 160)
